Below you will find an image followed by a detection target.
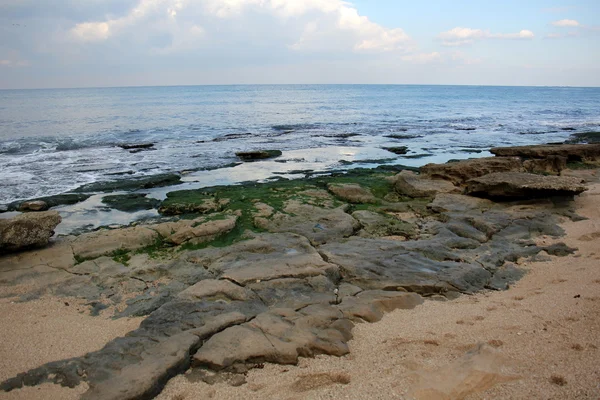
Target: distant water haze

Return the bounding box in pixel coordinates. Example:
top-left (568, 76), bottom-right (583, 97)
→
top-left (1, 84), bottom-right (599, 204)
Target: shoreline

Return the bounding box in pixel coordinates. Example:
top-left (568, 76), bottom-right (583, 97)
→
top-left (1, 144), bottom-right (599, 399)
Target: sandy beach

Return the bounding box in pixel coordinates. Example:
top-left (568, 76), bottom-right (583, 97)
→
top-left (0, 164), bottom-right (598, 400)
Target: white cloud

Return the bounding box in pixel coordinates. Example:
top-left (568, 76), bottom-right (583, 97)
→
top-left (0, 59), bottom-right (29, 67)
top-left (69, 0), bottom-right (412, 53)
top-left (438, 27), bottom-right (535, 46)
top-left (401, 52), bottom-right (442, 64)
top-left (552, 19), bottom-right (580, 27)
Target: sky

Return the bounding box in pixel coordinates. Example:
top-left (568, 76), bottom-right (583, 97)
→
top-left (0, 0), bottom-right (599, 89)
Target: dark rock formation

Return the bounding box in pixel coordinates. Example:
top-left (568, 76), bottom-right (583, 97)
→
top-left (235, 150), bottom-right (282, 161)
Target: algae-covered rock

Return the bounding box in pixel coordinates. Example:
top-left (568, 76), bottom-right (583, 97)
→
top-left (0, 211), bottom-right (61, 252)
top-left (102, 193), bottom-right (160, 212)
top-left (159, 197), bottom-right (230, 216)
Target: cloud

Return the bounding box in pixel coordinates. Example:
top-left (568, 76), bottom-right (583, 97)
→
top-left (401, 52), bottom-right (442, 64)
top-left (552, 19), bottom-right (580, 27)
top-left (68, 0), bottom-right (412, 53)
top-left (438, 27), bottom-right (535, 46)
top-left (0, 58), bottom-right (29, 67)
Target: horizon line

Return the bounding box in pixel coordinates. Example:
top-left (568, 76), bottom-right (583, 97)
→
top-left (1, 83), bottom-right (599, 91)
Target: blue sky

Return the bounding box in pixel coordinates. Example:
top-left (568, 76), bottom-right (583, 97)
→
top-left (1, 0), bottom-right (599, 88)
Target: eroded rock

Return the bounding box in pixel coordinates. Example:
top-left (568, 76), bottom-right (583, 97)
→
top-left (327, 183), bottom-right (378, 204)
top-left (392, 170), bottom-right (459, 198)
top-left (421, 157), bottom-right (523, 185)
top-left (0, 211), bottom-right (61, 252)
top-left (466, 172), bottom-right (587, 199)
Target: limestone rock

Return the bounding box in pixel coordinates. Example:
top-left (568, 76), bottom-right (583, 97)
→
top-left (428, 193), bottom-right (494, 214)
top-left (465, 172), bottom-right (587, 198)
top-left (351, 210), bottom-right (415, 239)
top-left (151, 215), bottom-right (237, 245)
top-left (71, 226), bottom-right (158, 259)
top-left (177, 279), bottom-right (256, 302)
top-left (17, 200), bottom-right (49, 212)
top-left (158, 198), bottom-right (230, 216)
top-left (523, 155), bottom-right (567, 175)
top-left (320, 237), bottom-right (492, 295)
top-left (327, 183), bottom-right (378, 204)
top-left (490, 143), bottom-right (600, 162)
top-left (193, 308), bottom-right (354, 370)
top-left (420, 157), bottom-right (523, 185)
top-left (0, 211), bottom-right (61, 252)
top-left (254, 201), bottom-right (359, 244)
top-left (392, 170), bottom-right (459, 198)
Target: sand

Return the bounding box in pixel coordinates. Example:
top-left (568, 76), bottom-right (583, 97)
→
top-left (1, 180), bottom-right (599, 400)
top-left (155, 182), bottom-right (600, 400)
top-left (0, 296), bottom-right (142, 400)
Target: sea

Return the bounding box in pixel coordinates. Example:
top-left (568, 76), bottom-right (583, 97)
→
top-left (1, 84), bottom-right (599, 206)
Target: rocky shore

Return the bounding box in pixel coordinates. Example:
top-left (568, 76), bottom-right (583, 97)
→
top-left (1, 143), bottom-right (599, 400)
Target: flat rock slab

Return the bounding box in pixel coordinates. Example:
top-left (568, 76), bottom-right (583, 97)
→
top-left (0, 211), bottom-right (61, 252)
top-left (466, 172), bottom-right (587, 198)
top-left (71, 226), bottom-right (159, 259)
top-left (420, 157), bottom-right (523, 185)
top-left (327, 183), bottom-right (378, 204)
top-left (490, 143), bottom-right (600, 161)
top-left (254, 201), bottom-right (359, 245)
top-left (392, 170), bottom-right (459, 198)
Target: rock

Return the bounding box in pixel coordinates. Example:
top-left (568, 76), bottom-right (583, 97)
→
top-left (351, 210), bottom-right (415, 239)
top-left (151, 215), bottom-right (237, 245)
top-left (177, 279), bottom-right (256, 302)
top-left (490, 143), bottom-right (600, 162)
top-left (72, 173), bottom-right (182, 193)
top-left (193, 308), bottom-right (355, 370)
top-left (17, 200), bottom-right (49, 212)
top-left (392, 170), bottom-right (459, 198)
top-left (421, 157), bottom-right (523, 185)
top-left (320, 237), bottom-right (492, 296)
top-left (254, 201), bottom-right (359, 244)
top-left (428, 193), bottom-right (494, 214)
top-left (327, 183), bottom-right (378, 204)
top-left (382, 146), bottom-right (408, 155)
top-left (101, 193), bottom-right (160, 212)
top-left (522, 156), bottom-right (567, 175)
top-left (159, 197), bottom-right (229, 216)
top-left (118, 143), bottom-right (155, 150)
top-left (0, 211), bottom-right (61, 252)
top-left (566, 131), bottom-right (600, 144)
top-left (465, 172), bottom-right (587, 199)
top-left (71, 226), bottom-right (159, 259)
top-left (235, 150), bottom-right (282, 161)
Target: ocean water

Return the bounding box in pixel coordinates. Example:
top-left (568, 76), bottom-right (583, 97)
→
top-left (1, 84), bottom-right (599, 204)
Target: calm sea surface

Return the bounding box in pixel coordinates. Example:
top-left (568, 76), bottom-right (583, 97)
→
top-left (1, 84), bottom-right (599, 204)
